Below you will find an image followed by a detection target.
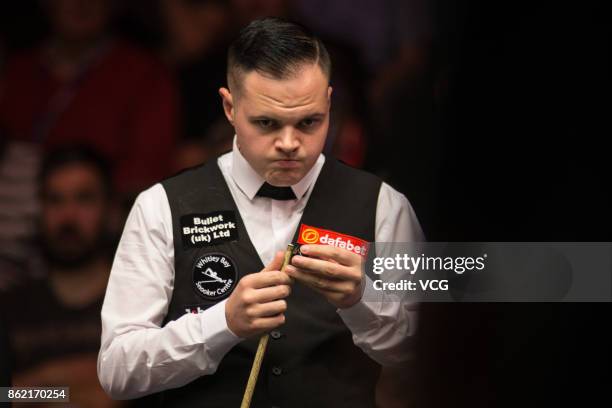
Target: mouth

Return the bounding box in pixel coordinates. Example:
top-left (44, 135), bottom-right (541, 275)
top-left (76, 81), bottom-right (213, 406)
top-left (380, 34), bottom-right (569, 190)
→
top-left (272, 159), bottom-right (302, 169)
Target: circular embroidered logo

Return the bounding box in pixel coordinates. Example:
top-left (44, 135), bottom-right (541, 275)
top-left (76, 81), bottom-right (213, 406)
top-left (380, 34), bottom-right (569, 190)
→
top-left (192, 253), bottom-right (237, 300)
top-left (301, 228), bottom-right (320, 244)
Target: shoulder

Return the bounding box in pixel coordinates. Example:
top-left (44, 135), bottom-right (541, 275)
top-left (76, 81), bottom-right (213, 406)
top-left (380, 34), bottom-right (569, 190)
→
top-left (130, 183), bottom-right (170, 222)
top-left (324, 159), bottom-right (413, 206)
top-left (377, 181), bottom-right (417, 221)
top-left (135, 182), bottom-right (168, 204)
top-left (322, 159), bottom-right (382, 196)
top-left (329, 159), bottom-right (382, 184)
top-left (122, 183), bottom-right (173, 240)
top-left (379, 181), bottom-right (409, 205)
top-left (159, 160), bottom-right (217, 190)
top-left (376, 182), bottom-right (425, 241)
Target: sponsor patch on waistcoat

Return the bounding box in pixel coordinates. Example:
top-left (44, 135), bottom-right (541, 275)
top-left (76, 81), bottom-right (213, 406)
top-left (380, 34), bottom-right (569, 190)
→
top-left (180, 211), bottom-right (239, 248)
top-left (297, 224), bottom-right (369, 257)
top-left (183, 304), bottom-right (210, 314)
top-left (192, 253), bottom-right (237, 300)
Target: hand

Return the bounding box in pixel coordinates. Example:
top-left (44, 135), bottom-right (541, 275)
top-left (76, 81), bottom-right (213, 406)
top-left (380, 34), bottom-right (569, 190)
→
top-left (225, 251), bottom-right (292, 339)
top-left (285, 244), bottom-right (364, 309)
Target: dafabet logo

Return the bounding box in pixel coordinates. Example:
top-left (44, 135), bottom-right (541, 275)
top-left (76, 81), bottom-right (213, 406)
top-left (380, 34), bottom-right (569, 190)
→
top-left (297, 224), bottom-right (369, 257)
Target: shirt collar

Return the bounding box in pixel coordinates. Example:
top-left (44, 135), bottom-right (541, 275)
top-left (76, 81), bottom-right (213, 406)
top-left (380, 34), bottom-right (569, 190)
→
top-left (230, 136), bottom-right (324, 201)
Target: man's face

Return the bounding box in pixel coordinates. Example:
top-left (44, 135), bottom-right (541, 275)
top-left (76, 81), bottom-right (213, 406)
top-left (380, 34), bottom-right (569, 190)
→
top-left (41, 163), bottom-right (109, 268)
top-left (48, 0), bottom-right (111, 42)
top-left (220, 63), bottom-right (332, 186)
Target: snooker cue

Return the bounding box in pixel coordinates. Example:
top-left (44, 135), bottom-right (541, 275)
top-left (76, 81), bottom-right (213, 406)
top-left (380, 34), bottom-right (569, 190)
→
top-left (240, 244), bottom-right (294, 408)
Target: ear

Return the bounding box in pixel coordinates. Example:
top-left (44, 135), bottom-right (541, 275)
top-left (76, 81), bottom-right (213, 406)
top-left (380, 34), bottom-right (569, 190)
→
top-left (219, 87), bottom-right (235, 125)
top-left (327, 85), bottom-right (333, 107)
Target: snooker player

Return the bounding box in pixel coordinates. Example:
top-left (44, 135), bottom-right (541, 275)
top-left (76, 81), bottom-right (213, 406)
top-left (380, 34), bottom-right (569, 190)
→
top-left (98, 17), bottom-right (424, 407)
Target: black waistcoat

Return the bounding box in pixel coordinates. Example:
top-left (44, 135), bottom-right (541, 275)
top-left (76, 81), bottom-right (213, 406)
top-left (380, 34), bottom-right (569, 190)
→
top-left (157, 157), bottom-right (382, 408)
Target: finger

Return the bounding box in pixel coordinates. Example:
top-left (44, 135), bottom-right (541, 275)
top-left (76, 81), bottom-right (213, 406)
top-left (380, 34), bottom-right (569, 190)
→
top-left (291, 255), bottom-right (359, 282)
top-left (299, 244), bottom-right (362, 266)
top-left (248, 284), bottom-right (292, 303)
top-left (285, 265), bottom-right (348, 293)
top-left (251, 314), bottom-right (286, 331)
top-left (248, 270), bottom-right (292, 289)
top-left (247, 300), bottom-right (287, 318)
top-left (262, 251), bottom-right (286, 272)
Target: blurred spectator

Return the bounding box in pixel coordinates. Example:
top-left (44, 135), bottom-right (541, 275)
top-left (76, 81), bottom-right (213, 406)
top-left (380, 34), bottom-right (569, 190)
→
top-left (0, 318), bottom-right (10, 388)
top-left (320, 39), bottom-right (369, 168)
top-left (293, 0), bottom-right (430, 75)
top-left (0, 0), bottom-right (178, 195)
top-left (299, 0), bottom-right (436, 235)
top-left (160, 0), bottom-right (233, 140)
top-left (0, 146), bottom-right (121, 407)
top-left (162, 0), bottom-right (231, 65)
top-left (293, 0), bottom-right (436, 197)
top-left (0, 0), bottom-right (178, 269)
top-left (170, 116), bottom-right (234, 173)
top-left (230, 0), bottom-right (290, 27)
top-left (0, 140), bottom-right (41, 278)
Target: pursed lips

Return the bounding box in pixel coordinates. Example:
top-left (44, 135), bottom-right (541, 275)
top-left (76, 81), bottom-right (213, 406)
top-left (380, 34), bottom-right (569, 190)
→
top-left (271, 158), bottom-right (302, 168)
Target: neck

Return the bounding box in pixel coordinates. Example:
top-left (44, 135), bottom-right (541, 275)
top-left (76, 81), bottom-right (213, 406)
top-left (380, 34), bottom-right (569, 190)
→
top-left (49, 255), bottom-right (110, 308)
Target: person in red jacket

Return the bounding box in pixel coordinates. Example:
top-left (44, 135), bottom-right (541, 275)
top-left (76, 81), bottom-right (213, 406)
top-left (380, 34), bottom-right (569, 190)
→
top-left (0, 0), bottom-right (179, 195)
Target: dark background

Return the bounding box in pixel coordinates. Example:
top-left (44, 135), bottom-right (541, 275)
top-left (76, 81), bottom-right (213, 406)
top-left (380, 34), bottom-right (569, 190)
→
top-left (420, 2), bottom-right (611, 407)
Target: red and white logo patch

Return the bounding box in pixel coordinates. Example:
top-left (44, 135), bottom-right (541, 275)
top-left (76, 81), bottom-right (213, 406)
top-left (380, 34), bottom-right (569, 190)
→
top-left (297, 224), bottom-right (369, 257)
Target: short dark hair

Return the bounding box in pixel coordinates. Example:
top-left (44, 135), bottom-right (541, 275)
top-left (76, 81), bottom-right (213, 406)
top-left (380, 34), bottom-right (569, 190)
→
top-left (227, 17), bottom-right (331, 91)
top-left (39, 145), bottom-right (113, 198)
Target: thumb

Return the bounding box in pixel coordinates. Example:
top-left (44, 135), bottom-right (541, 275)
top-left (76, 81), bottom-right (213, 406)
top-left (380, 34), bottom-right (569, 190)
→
top-left (262, 251), bottom-right (286, 272)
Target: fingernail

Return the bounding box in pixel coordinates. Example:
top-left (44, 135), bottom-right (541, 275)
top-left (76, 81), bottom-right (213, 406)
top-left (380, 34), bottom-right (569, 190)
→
top-left (300, 245), bottom-right (310, 253)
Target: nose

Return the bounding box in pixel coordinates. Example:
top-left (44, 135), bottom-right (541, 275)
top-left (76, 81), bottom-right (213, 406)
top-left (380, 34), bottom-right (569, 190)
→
top-left (275, 127), bottom-right (300, 155)
top-left (52, 201), bottom-right (79, 225)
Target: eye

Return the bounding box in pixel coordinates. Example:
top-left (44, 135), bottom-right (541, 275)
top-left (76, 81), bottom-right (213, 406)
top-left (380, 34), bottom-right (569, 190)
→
top-left (256, 119), bottom-right (276, 129)
top-left (299, 118), bottom-right (320, 129)
top-left (44, 192), bottom-right (63, 206)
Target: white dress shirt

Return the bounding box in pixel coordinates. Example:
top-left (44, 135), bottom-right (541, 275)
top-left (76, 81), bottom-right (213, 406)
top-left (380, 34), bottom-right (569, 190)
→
top-left (97, 142), bottom-right (425, 399)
